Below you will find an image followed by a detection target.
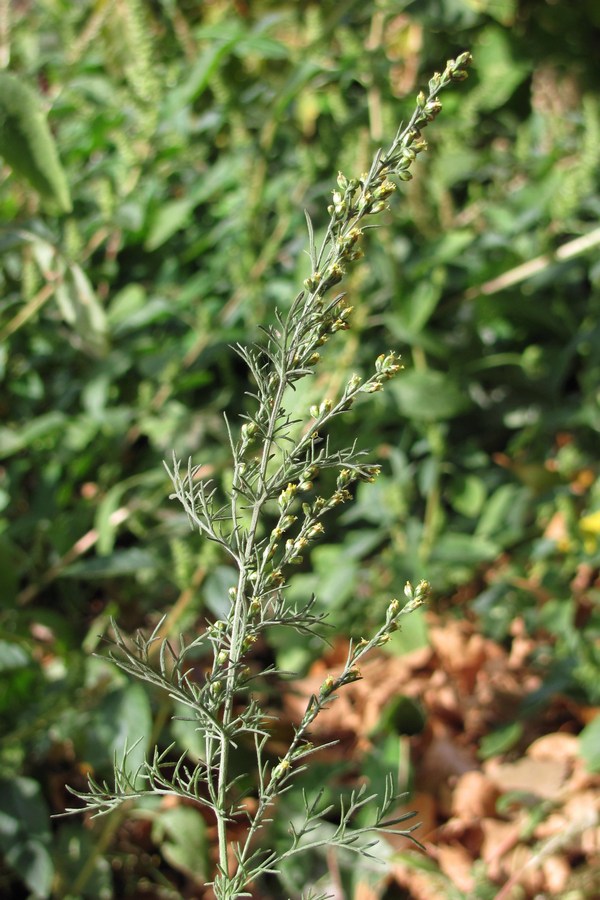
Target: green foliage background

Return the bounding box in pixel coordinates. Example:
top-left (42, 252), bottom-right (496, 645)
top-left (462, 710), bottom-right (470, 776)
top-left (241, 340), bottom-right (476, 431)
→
top-left (1, 0), bottom-right (599, 896)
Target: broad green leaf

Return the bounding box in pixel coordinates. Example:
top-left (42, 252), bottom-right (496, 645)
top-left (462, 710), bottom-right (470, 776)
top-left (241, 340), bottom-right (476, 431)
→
top-left (388, 607), bottom-right (429, 656)
top-left (145, 197), bottom-right (196, 251)
top-left (83, 682), bottom-right (152, 784)
top-left (0, 411), bottom-right (66, 457)
top-left (170, 702), bottom-right (207, 762)
top-left (478, 722), bottom-right (523, 759)
top-left (95, 483), bottom-right (129, 555)
top-left (152, 806), bottom-right (209, 881)
top-left (0, 72), bottom-right (71, 212)
top-left (0, 640), bottom-right (30, 672)
top-left (391, 369), bottom-right (470, 421)
top-left (54, 823), bottom-right (112, 899)
top-left (373, 695), bottom-right (427, 737)
top-left (467, 26), bottom-right (530, 113)
top-left (431, 532), bottom-right (499, 565)
top-left (234, 33), bottom-right (289, 60)
top-left (0, 777), bottom-right (53, 899)
top-left (579, 716), bottom-right (600, 773)
top-left (449, 474), bottom-right (487, 518)
top-left (60, 548), bottom-right (158, 578)
top-left (58, 263), bottom-right (108, 354)
top-left (145, 157), bottom-right (241, 249)
top-left (475, 483), bottom-right (528, 542)
top-left (466, 0), bottom-right (517, 25)
top-left (107, 283), bottom-right (147, 327)
top-left (163, 26), bottom-right (245, 114)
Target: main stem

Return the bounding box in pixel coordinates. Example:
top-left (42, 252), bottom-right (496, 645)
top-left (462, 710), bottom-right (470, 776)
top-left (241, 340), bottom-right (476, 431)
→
top-left (214, 313), bottom-right (295, 887)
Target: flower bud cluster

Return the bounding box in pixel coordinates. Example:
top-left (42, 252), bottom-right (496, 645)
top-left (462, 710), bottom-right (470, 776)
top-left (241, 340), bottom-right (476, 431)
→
top-left (359, 351), bottom-right (404, 396)
top-left (375, 351), bottom-right (403, 378)
top-left (240, 420), bottom-right (258, 450)
top-left (277, 482), bottom-right (297, 511)
top-left (404, 578), bottom-right (431, 603)
top-left (270, 757), bottom-right (291, 783)
top-left (297, 53), bottom-right (472, 392)
top-left (309, 398), bottom-right (333, 420)
top-left (319, 674), bottom-right (336, 698)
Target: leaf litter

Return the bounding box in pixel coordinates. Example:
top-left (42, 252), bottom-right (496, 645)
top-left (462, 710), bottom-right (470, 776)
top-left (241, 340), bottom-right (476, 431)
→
top-left (282, 610), bottom-right (600, 898)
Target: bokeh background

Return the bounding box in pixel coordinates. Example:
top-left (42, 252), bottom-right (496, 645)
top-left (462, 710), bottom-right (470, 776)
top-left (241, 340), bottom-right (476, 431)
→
top-left (1, 1), bottom-right (599, 897)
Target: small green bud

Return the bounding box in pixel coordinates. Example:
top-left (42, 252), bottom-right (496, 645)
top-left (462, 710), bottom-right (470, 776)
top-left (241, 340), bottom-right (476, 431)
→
top-left (323, 263), bottom-right (344, 287)
top-left (425, 98), bottom-right (442, 120)
top-left (278, 482), bottom-right (298, 509)
top-left (336, 227), bottom-right (362, 251)
top-left (337, 171), bottom-right (348, 190)
top-left (295, 741), bottom-right (313, 757)
top-left (319, 674), bottom-right (335, 698)
top-left (428, 72), bottom-right (442, 93)
top-left (416, 579), bottom-right (431, 599)
top-left (330, 318), bottom-right (350, 333)
top-left (241, 421), bottom-right (258, 442)
top-left (241, 634), bottom-right (257, 652)
top-left (304, 272), bottom-right (321, 292)
top-left (271, 758), bottom-right (291, 781)
top-left (358, 465), bottom-right (380, 482)
top-left (376, 352), bottom-right (403, 378)
top-left (308, 522), bottom-right (325, 538)
top-left (217, 650), bottom-right (228, 666)
top-left (374, 179), bottom-right (396, 200)
top-left (344, 666), bottom-right (362, 684)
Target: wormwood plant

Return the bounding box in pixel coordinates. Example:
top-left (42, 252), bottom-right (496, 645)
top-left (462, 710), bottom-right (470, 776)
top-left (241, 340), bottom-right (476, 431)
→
top-left (66, 53), bottom-right (472, 898)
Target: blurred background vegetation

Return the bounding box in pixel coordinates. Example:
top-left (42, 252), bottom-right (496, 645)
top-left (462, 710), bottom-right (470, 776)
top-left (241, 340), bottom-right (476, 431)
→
top-left (1, 0), bottom-right (599, 897)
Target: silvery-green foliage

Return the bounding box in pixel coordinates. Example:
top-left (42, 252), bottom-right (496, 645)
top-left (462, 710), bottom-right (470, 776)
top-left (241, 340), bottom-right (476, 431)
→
top-left (66, 53), bottom-right (472, 899)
